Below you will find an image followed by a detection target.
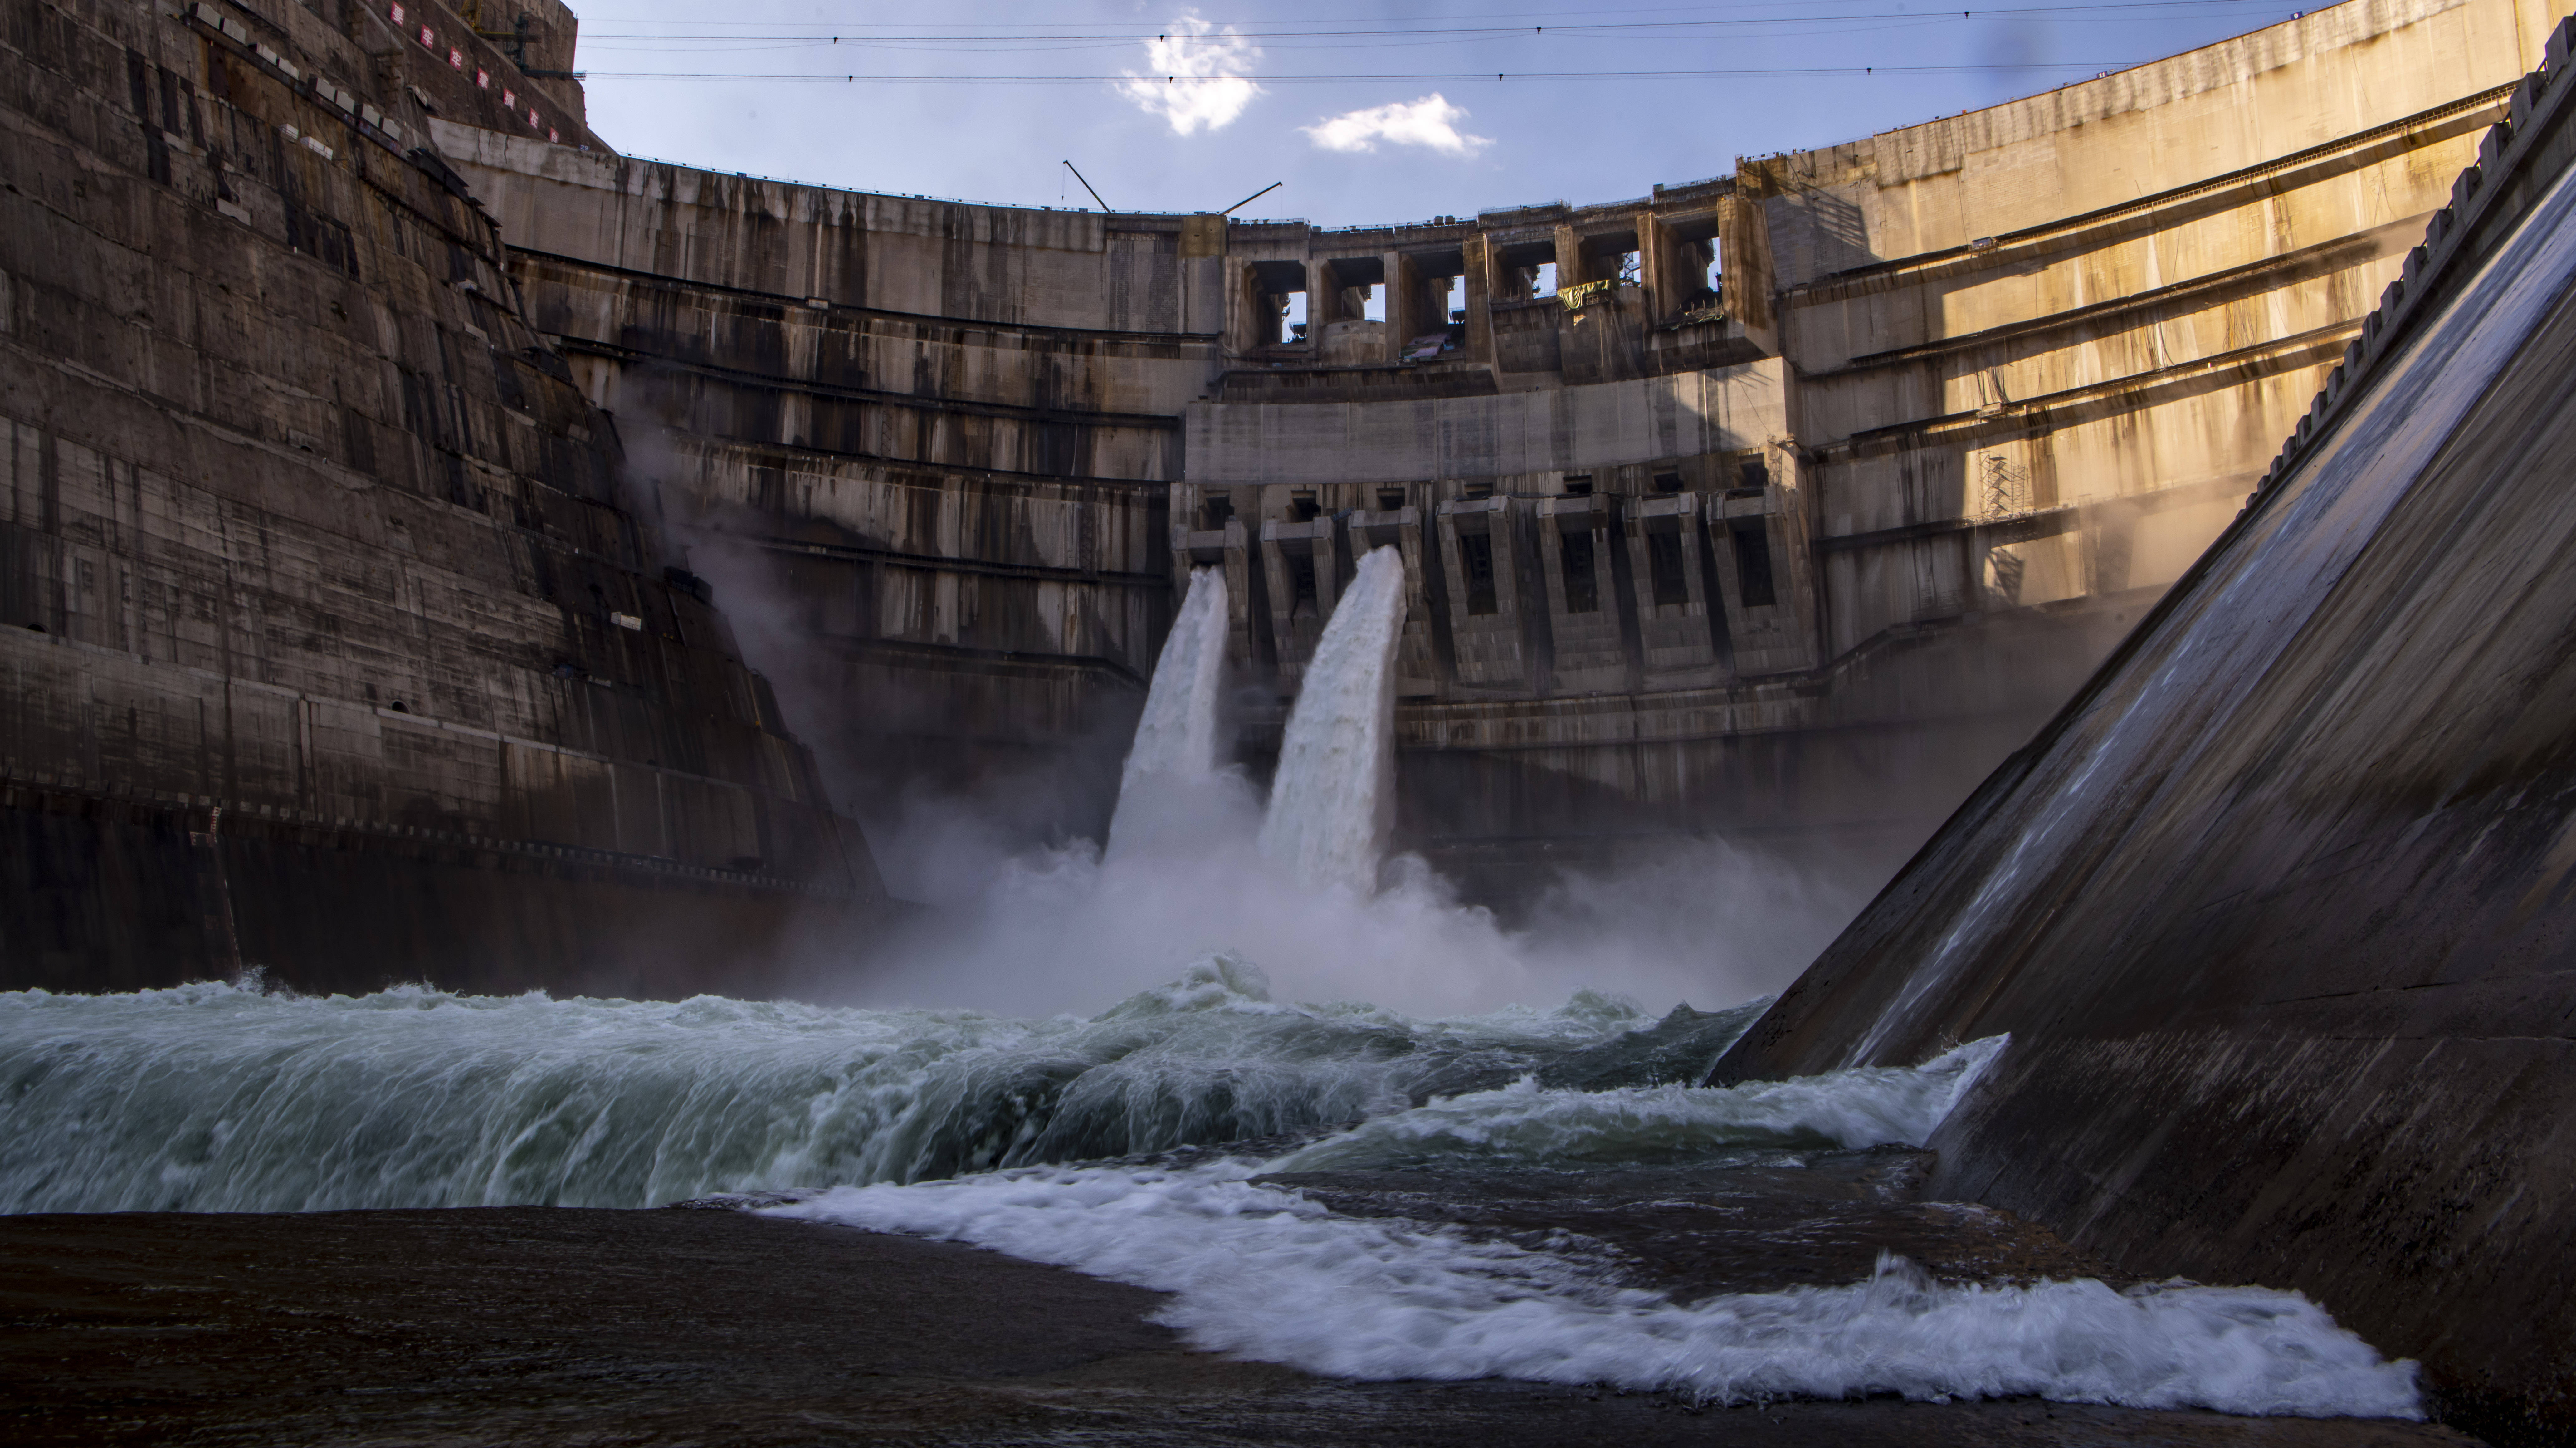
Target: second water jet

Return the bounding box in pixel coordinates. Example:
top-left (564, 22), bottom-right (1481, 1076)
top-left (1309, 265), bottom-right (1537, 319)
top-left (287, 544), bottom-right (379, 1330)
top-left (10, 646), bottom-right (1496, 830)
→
top-left (1258, 545), bottom-right (1410, 893)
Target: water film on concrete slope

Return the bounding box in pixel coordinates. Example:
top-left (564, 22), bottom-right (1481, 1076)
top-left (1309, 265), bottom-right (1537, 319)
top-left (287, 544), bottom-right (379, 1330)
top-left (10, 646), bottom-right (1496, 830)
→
top-left (1715, 21), bottom-right (2576, 1442)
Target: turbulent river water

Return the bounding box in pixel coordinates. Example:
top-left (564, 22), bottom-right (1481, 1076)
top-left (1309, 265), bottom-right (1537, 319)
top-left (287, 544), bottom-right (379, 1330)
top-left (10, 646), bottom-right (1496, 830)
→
top-left (0, 960), bottom-right (1770, 1214)
top-left (0, 550), bottom-right (2428, 1422)
top-left (0, 963), bottom-right (2422, 1419)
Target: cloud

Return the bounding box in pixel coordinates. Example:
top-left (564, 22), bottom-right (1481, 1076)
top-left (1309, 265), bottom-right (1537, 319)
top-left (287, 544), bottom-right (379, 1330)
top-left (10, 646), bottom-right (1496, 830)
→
top-left (1300, 94), bottom-right (1492, 156)
top-left (1115, 15), bottom-right (1261, 135)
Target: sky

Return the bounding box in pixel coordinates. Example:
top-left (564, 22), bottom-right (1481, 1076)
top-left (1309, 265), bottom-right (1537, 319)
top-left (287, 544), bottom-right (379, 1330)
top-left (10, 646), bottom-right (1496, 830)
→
top-left (572, 1), bottom-right (2318, 228)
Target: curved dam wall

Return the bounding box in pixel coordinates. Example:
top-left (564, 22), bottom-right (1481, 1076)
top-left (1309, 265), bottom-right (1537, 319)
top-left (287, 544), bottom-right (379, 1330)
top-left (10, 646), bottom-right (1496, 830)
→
top-left (1714, 25), bottom-right (2576, 1440)
top-left (446, 0), bottom-right (2557, 893)
top-left (0, 0), bottom-right (885, 997)
top-left (435, 129), bottom-right (1220, 838)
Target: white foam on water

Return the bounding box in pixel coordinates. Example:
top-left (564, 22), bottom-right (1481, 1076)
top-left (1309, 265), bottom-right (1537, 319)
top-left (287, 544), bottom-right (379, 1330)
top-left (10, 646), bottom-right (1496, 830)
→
top-left (1107, 566), bottom-right (1232, 860)
top-left (1264, 1036), bottom-right (2005, 1172)
top-left (1258, 545), bottom-right (1409, 893)
top-left (771, 1037), bottom-right (2422, 1420)
top-left (777, 1168), bottom-right (2418, 1416)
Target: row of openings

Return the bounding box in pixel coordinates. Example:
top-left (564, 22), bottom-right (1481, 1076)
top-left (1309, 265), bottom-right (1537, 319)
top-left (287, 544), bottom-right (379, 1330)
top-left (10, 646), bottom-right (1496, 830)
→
top-left (1276, 277), bottom-right (1470, 336)
top-left (1456, 516), bottom-right (1772, 617)
top-left (1255, 237), bottom-right (1724, 344)
top-left (1204, 459), bottom-right (1763, 531)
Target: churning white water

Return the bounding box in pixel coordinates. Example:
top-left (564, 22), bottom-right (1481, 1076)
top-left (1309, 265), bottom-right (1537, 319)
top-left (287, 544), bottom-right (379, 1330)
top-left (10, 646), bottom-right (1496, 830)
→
top-left (1258, 545), bottom-right (1410, 893)
top-left (759, 1030), bottom-right (2418, 1418)
top-left (0, 545), bottom-right (2423, 1423)
top-left (0, 970), bottom-right (2422, 1419)
top-left (1107, 565), bottom-right (1232, 858)
top-left (1263, 1035), bottom-right (2006, 1172)
top-left (776, 1167), bottom-right (2419, 1418)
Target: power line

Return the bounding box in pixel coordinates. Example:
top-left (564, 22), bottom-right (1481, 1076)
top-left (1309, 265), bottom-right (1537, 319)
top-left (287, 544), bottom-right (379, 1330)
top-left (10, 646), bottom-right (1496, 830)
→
top-left (576, 0), bottom-right (2288, 33)
top-left (573, 2), bottom-right (2294, 44)
top-left (573, 63), bottom-right (2148, 82)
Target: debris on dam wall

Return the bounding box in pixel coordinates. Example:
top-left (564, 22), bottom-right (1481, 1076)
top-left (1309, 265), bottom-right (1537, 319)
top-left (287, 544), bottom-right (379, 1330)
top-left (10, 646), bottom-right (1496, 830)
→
top-left (1712, 23), bottom-right (2576, 1441)
top-left (0, 0), bottom-right (885, 997)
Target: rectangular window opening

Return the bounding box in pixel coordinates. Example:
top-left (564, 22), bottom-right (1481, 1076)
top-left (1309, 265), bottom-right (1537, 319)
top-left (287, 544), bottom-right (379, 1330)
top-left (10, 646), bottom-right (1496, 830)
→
top-left (1287, 547), bottom-right (1320, 615)
top-left (1738, 459), bottom-right (1771, 494)
top-left (1562, 475), bottom-right (1593, 497)
top-left (1534, 261), bottom-right (1559, 298)
top-left (1463, 481), bottom-right (1495, 501)
top-left (1652, 471), bottom-right (1683, 493)
top-left (1561, 531), bottom-right (1599, 614)
top-left (1377, 487), bottom-right (1407, 512)
top-left (1648, 531), bottom-right (1690, 607)
top-left (1732, 522), bottom-right (1778, 608)
top-left (1362, 283), bottom-right (1385, 322)
top-left (1201, 492), bottom-right (1234, 529)
top-left (1460, 533), bottom-right (1499, 615)
top-left (1281, 290), bottom-right (1309, 345)
top-left (1290, 492), bottom-right (1322, 522)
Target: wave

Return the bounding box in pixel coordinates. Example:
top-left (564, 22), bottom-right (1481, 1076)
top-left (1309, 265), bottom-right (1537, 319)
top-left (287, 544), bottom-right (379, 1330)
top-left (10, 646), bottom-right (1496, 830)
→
top-left (0, 958), bottom-right (1745, 1213)
top-left (1264, 1037), bottom-right (2004, 1172)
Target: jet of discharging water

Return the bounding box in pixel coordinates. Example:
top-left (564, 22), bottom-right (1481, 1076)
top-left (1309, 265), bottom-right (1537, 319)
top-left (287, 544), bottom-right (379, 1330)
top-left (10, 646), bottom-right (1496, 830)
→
top-left (1258, 545), bottom-right (1409, 893)
top-left (1106, 566), bottom-right (1231, 856)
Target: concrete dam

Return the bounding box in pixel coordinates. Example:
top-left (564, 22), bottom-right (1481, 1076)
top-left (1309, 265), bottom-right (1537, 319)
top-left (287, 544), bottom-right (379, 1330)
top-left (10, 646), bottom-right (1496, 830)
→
top-left (0, 0), bottom-right (2555, 986)
top-left (7, 0), bottom-right (2576, 1440)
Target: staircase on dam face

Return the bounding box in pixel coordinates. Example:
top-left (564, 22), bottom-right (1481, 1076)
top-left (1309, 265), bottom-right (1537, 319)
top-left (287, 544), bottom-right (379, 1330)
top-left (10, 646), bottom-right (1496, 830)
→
top-left (0, 0), bottom-right (887, 997)
top-left (438, 0), bottom-right (2560, 904)
top-left (1715, 20), bottom-right (2576, 1442)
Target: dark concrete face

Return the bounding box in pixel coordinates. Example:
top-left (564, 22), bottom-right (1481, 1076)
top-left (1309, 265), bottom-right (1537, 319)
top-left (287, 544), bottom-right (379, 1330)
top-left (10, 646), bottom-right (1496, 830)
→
top-left (0, 0), bottom-right (886, 992)
top-left (1712, 42), bottom-right (2576, 1445)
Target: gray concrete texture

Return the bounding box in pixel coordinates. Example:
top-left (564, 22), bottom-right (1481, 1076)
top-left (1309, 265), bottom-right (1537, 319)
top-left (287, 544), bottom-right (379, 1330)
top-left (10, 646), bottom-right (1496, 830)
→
top-left (0, 0), bottom-right (884, 993)
top-left (433, 0), bottom-right (2564, 887)
top-left (1715, 24), bottom-right (2576, 1441)
top-left (4, 0), bottom-right (2564, 984)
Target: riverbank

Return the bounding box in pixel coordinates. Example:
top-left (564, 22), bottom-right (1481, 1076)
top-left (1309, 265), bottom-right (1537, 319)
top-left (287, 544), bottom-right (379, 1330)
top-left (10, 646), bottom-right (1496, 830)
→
top-left (0, 1195), bottom-right (2478, 1447)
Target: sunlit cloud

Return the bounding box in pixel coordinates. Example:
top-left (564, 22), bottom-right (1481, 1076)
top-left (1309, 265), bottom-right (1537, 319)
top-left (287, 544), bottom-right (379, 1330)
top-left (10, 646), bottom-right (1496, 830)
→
top-left (1115, 15), bottom-right (1262, 135)
top-left (1300, 94), bottom-right (1493, 157)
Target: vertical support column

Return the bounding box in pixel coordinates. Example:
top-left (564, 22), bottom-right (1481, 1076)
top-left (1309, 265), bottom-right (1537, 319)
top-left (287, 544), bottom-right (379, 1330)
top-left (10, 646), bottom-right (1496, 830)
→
top-left (1382, 250), bottom-right (1418, 360)
top-left (1553, 223), bottom-right (1587, 288)
top-left (1462, 234), bottom-right (1497, 365)
top-left (1312, 258), bottom-right (1347, 325)
top-left (1718, 192), bottom-right (1778, 353)
top-left (1637, 212), bottom-right (1671, 320)
top-left (1229, 516), bottom-right (1274, 678)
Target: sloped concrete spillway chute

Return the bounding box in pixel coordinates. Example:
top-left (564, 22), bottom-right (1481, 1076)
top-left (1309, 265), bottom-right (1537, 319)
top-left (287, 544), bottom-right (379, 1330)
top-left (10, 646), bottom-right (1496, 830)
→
top-left (1712, 22), bottom-right (2576, 1442)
